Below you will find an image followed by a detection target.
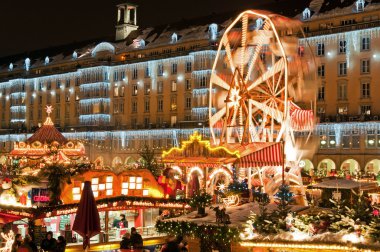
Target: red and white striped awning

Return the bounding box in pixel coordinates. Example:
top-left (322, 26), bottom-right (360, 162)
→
top-left (239, 142), bottom-right (283, 168)
top-left (289, 101), bottom-right (314, 131)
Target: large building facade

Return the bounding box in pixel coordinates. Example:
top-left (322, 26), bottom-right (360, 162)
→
top-left (1, 0), bottom-right (380, 175)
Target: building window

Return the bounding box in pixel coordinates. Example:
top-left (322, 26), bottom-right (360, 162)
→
top-left (132, 100), bottom-right (137, 113)
top-left (200, 76), bottom-right (207, 88)
top-left (65, 80), bottom-right (70, 88)
top-left (145, 66), bottom-right (150, 78)
top-left (157, 81), bottom-right (163, 94)
top-left (318, 84), bottom-right (325, 101)
top-left (361, 105), bottom-right (371, 115)
top-left (120, 86), bottom-right (125, 97)
top-left (171, 80), bottom-right (177, 92)
top-left (132, 85), bottom-right (138, 96)
top-left (157, 64), bottom-right (164, 76)
top-left (132, 68), bottom-right (138, 79)
top-left (65, 92), bottom-right (70, 102)
top-left (39, 95), bottom-right (42, 104)
top-left (317, 65), bottom-right (325, 78)
top-left (144, 99), bottom-right (150, 112)
top-left (338, 106), bottom-right (348, 115)
top-left (361, 82), bottom-right (370, 99)
top-left (317, 43), bottom-right (325, 56)
top-left (114, 84), bottom-right (119, 97)
top-left (56, 80), bottom-right (61, 89)
top-left (361, 37), bottom-right (370, 51)
top-left (185, 79), bottom-right (192, 90)
top-left (171, 63), bottom-right (177, 75)
top-left (200, 57), bottom-right (207, 69)
top-left (171, 96), bottom-right (177, 111)
top-left (144, 83), bottom-right (151, 95)
top-left (338, 40), bottom-right (346, 54)
top-left (114, 71), bottom-right (119, 81)
top-left (338, 62), bottom-right (347, 76)
top-left (361, 59), bottom-right (370, 74)
top-left (157, 98), bottom-right (163, 112)
top-left (185, 97), bottom-right (192, 109)
top-left (47, 81), bottom-right (51, 90)
top-left (171, 115), bottom-right (177, 127)
top-left (338, 82), bottom-right (347, 100)
top-left (56, 94), bottom-right (60, 103)
top-left (75, 77), bottom-right (80, 86)
top-left (185, 62), bottom-right (192, 72)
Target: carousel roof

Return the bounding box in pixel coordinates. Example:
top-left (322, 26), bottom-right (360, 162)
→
top-left (26, 115), bottom-right (67, 144)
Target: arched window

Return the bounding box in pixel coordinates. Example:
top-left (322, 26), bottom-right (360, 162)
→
top-left (45, 56), bottom-right (49, 65)
top-left (9, 63), bottom-right (13, 71)
top-left (302, 8), bottom-right (311, 20)
top-left (171, 33), bottom-right (178, 43)
top-left (72, 51), bottom-right (78, 59)
top-left (209, 23), bottom-right (218, 40)
top-left (356, 0), bottom-right (365, 12)
top-left (91, 42), bottom-right (115, 57)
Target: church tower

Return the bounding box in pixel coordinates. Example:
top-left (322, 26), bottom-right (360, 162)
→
top-left (115, 3), bottom-right (138, 41)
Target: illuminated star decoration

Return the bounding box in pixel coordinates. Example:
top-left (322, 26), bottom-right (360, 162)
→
top-left (46, 105), bottom-right (53, 116)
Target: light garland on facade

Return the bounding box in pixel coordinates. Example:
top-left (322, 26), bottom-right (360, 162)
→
top-left (239, 241), bottom-right (372, 251)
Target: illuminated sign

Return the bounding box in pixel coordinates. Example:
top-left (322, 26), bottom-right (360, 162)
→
top-left (31, 188), bottom-right (50, 203)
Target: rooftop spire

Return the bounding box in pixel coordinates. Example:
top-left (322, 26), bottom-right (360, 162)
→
top-left (43, 105), bottom-right (54, 126)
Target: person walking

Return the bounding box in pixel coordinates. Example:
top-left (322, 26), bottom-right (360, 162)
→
top-left (11, 234), bottom-right (22, 252)
top-left (40, 231), bottom-right (57, 252)
top-left (56, 236), bottom-right (66, 252)
top-left (120, 233), bottom-right (132, 250)
top-left (22, 235), bottom-right (37, 252)
top-left (130, 227), bottom-right (143, 249)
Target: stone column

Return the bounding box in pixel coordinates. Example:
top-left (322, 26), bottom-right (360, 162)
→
top-left (125, 7), bottom-right (130, 24)
top-left (117, 8), bottom-right (121, 23)
top-left (134, 7), bottom-right (137, 25)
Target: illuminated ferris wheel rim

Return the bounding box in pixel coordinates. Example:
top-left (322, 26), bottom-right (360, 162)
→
top-left (209, 10), bottom-right (291, 145)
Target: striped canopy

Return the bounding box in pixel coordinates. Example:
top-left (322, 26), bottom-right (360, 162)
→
top-left (239, 142), bottom-right (283, 168)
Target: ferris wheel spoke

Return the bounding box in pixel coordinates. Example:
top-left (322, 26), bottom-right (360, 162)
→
top-left (210, 106), bottom-right (227, 127)
top-left (247, 58), bottom-right (285, 91)
top-left (274, 86), bottom-right (286, 97)
top-left (240, 13), bottom-right (248, 75)
top-left (210, 74), bottom-right (231, 90)
top-left (245, 22), bottom-right (271, 83)
top-left (222, 36), bottom-right (236, 74)
top-left (251, 99), bottom-right (283, 123)
top-left (274, 70), bottom-right (284, 94)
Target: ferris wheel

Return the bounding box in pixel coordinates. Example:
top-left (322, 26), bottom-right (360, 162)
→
top-left (209, 10), bottom-right (317, 196)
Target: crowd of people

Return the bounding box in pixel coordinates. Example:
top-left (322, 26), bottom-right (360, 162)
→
top-left (11, 231), bottom-right (66, 252)
top-left (119, 227), bottom-right (143, 250)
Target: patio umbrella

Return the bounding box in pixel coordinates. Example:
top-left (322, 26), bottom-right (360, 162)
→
top-left (72, 181), bottom-right (101, 250)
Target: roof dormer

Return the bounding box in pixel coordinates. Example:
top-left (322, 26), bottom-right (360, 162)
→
top-left (302, 8), bottom-right (311, 20)
top-left (356, 0), bottom-right (365, 12)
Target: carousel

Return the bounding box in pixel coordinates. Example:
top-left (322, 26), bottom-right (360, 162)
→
top-left (8, 106), bottom-right (87, 171)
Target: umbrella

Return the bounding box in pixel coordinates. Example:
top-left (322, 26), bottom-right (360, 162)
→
top-left (72, 181), bottom-right (101, 250)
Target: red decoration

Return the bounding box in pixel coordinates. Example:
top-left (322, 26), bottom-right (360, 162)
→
top-left (373, 209), bottom-right (379, 216)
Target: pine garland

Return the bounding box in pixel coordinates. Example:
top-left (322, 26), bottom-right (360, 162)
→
top-left (155, 220), bottom-right (239, 252)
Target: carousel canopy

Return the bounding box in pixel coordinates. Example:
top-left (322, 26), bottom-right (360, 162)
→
top-left (26, 111), bottom-right (67, 145)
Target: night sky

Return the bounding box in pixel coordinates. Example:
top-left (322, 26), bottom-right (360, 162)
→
top-left (0, 0), bottom-right (286, 57)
